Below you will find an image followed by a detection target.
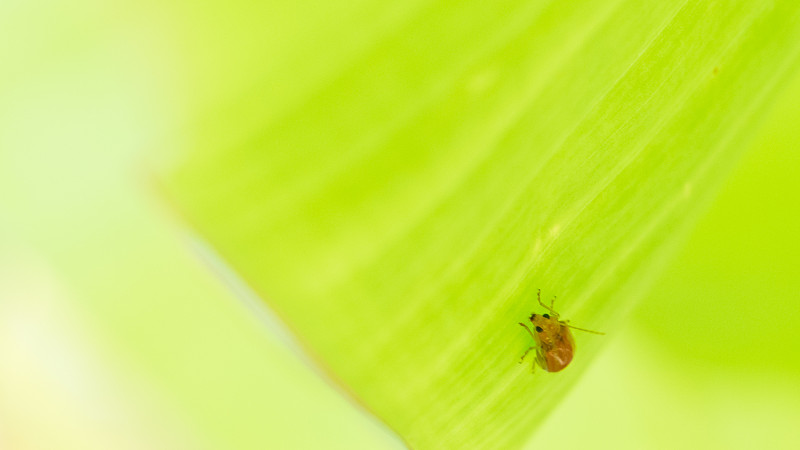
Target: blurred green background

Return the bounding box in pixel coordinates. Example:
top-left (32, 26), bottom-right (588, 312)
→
top-left (2, 0), bottom-right (799, 448)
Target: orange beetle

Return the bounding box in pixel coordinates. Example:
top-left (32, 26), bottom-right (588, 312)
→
top-left (518, 289), bottom-right (604, 373)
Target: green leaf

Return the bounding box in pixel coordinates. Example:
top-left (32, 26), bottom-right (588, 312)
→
top-left (157, 1), bottom-right (800, 447)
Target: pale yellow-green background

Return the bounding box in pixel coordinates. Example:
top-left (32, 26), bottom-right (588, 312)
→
top-left (2, 0), bottom-right (799, 448)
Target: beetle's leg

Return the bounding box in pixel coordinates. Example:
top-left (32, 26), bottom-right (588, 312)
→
top-left (519, 323), bottom-right (539, 367)
top-left (563, 322), bottom-right (605, 335)
top-left (519, 346), bottom-right (534, 364)
top-left (535, 350), bottom-right (548, 372)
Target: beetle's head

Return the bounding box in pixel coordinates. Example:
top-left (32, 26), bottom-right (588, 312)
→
top-left (529, 313), bottom-right (561, 336)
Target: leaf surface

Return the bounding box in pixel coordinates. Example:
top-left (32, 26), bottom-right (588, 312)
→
top-left (158, 1), bottom-right (800, 447)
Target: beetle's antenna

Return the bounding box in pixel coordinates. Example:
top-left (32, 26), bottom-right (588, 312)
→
top-left (518, 322), bottom-right (537, 340)
top-left (536, 289), bottom-right (559, 317)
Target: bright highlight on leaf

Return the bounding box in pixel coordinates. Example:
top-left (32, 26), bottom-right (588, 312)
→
top-left (158, 0), bottom-right (800, 448)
